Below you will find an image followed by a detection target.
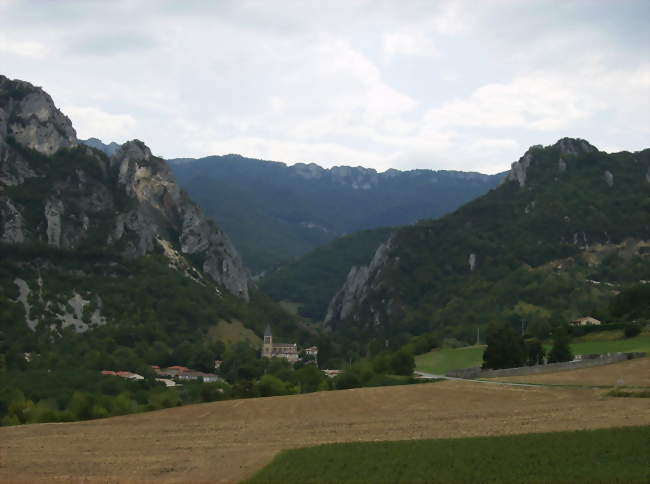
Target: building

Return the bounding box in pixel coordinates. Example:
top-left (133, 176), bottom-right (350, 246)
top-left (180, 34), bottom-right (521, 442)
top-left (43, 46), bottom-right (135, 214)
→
top-left (570, 316), bottom-right (602, 326)
top-left (262, 324), bottom-right (300, 362)
top-left (155, 366), bottom-right (222, 383)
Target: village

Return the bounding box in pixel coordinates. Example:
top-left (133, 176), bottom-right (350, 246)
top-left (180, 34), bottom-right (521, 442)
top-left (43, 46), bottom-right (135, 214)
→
top-left (99, 325), bottom-right (331, 385)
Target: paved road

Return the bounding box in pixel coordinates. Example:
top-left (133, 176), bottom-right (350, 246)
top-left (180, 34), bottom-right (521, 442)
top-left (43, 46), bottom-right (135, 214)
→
top-left (414, 371), bottom-right (540, 387)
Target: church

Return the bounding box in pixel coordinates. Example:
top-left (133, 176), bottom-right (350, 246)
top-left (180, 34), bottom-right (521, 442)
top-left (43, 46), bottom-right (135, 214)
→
top-left (262, 324), bottom-right (317, 363)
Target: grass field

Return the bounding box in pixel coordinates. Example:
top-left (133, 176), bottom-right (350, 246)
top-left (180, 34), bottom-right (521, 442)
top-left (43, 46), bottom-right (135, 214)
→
top-left (245, 425), bottom-right (650, 484)
top-left (414, 345), bottom-right (484, 374)
top-left (415, 334), bottom-right (650, 375)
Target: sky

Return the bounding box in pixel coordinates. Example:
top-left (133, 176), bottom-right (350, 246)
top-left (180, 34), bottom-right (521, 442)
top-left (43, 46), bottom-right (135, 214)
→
top-left (1, 0), bottom-right (648, 174)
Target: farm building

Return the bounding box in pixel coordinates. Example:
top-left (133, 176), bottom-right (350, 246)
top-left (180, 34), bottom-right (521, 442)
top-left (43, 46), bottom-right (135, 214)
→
top-left (570, 316), bottom-right (602, 326)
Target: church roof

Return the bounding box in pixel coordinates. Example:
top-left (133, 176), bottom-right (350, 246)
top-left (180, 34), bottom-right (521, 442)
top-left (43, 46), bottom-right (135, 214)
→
top-left (264, 324), bottom-right (272, 337)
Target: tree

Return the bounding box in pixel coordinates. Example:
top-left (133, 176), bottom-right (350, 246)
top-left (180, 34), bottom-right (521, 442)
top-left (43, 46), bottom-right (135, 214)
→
top-left (525, 338), bottom-right (545, 366)
top-left (547, 325), bottom-right (573, 363)
top-left (390, 350), bottom-right (415, 376)
top-left (482, 322), bottom-right (526, 369)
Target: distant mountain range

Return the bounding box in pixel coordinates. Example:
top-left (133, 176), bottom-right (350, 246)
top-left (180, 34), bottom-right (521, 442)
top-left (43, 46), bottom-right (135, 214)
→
top-left (164, 154), bottom-right (504, 273)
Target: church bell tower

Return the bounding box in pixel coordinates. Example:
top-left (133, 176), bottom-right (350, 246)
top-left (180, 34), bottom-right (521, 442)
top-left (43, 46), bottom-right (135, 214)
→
top-left (263, 324), bottom-right (273, 358)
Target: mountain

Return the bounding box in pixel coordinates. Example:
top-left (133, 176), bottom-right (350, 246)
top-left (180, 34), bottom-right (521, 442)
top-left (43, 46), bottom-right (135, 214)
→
top-left (325, 139), bottom-right (650, 343)
top-left (0, 76), bottom-right (304, 374)
top-left (80, 137), bottom-right (121, 157)
top-left (259, 227), bottom-right (393, 320)
top-left (167, 154), bottom-right (504, 273)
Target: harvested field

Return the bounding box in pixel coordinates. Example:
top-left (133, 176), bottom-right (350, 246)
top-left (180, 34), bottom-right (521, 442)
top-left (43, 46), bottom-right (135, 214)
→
top-left (1, 380), bottom-right (649, 484)
top-left (490, 357), bottom-right (650, 387)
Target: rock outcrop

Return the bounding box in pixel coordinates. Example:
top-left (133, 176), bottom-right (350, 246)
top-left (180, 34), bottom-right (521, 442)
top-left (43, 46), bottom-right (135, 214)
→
top-left (325, 236), bottom-right (394, 328)
top-left (0, 75), bottom-right (250, 302)
top-left (504, 138), bottom-right (598, 187)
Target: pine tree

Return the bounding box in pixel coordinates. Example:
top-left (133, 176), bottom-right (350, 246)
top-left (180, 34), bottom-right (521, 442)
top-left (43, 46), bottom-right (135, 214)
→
top-left (547, 325), bottom-right (573, 363)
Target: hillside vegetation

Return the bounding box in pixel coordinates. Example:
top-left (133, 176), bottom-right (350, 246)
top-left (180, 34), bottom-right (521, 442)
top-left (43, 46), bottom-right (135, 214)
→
top-left (327, 140), bottom-right (650, 345)
top-left (260, 227), bottom-right (393, 320)
top-left (170, 154), bottom-right (502, 272)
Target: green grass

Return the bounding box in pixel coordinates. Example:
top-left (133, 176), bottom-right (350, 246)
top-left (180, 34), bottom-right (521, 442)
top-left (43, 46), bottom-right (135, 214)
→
top-left (568, 335), bottom-right (650, 355)
top-left (415, 334), bottom-right (650, 375)
top-left (245, 425), bottom-right (650, 484)
top-left (414, 346), bottom-right (484, 374)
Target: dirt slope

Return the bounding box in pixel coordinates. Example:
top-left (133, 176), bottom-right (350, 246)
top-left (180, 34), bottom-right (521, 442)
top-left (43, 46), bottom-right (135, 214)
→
top-left (1, 381), bottom-right (649, 484)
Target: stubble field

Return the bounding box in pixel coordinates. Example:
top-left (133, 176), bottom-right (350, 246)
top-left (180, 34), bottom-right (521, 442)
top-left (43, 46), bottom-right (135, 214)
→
top-left (2, 376), bottom-right (649, 484)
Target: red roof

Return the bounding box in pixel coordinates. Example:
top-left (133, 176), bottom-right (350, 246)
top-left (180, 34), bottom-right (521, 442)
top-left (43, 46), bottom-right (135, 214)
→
top-left (150, 365), bottom-right (160, 369)
top-left (167, 365), bottom-right (190, 372)
top-left (116, 371), bottom-right (133, 377)
top-left (101, 370), bottom-right (117, 375)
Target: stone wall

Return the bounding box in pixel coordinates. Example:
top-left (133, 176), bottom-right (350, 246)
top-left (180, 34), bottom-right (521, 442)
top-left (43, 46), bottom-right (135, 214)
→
top-left (446, 352), bottom-right (647, 379)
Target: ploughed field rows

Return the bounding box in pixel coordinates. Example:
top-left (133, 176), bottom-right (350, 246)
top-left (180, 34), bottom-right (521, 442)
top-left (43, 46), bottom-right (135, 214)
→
top-left (489, 356), bottom-right (650, 387)
top-left (2, 381), bottom-right (649, 484)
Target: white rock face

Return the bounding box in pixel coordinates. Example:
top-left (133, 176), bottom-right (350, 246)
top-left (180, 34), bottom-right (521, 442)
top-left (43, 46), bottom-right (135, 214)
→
top-left (325, 237), bottom-right (392, 326)
top-left (45, 198), bottom-right (64, 247)
top-left (603, 170), bottom-right (614, 187)
top-left (0, 76), bottom-right (77, 155)
top-left (468, 253), bottom-right (477, 272)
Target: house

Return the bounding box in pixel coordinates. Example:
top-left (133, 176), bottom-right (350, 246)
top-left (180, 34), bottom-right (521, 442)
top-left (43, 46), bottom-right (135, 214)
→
top-left (323, 369), bottom-right (343, 378)
top-left (304, 346), bottom-right (319, 364)
top-left (155, 366), bottom-right (222, 383)
top-left (570, 316), bottom-right (602, 326)
top-left (100, 370), bottom-right (144, 380)
top-left (262, 324), bottom-right (300, 362)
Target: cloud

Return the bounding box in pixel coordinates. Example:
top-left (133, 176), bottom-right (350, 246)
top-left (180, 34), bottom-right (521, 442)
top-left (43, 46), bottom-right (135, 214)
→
top-left (0, 35), bottom-right (48, 58)
top-left (1, 0), bottom-right (648, 176)
top-left (63, 106), bottom-right (137, 143)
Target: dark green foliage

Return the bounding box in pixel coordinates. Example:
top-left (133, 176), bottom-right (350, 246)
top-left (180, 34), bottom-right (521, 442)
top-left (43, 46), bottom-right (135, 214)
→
top-left (389, 349), bottom-right (415, 376)
top-left (0, 369), bottom-right (227, 425)
top-left (525, 338), bottom-right (546, 366)
top-left (548, 325), bottom-right (573, 363)
top-left (610, 284), bottom-right (650, 322)
top-left (260, 228), bottom-right (393, 320)
top-left (482, 323), bottom-right (525, 369)
top-left (245, 426), bottom-right (650, 484)
top-left (170, 155), bottom-right (502, 272)
top-left (339, 144), bottom-right (650, 343)
top-left (624, 323), bottom-right (642, 338)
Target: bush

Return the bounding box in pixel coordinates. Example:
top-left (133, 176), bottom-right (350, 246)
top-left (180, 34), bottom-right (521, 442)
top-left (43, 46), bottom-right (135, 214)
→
top-left (623, 323), bottom-right (642, 338)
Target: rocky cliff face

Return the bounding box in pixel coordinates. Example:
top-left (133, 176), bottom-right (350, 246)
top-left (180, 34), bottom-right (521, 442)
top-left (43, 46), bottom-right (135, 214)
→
top-left (0, 75), bottom-right (250, 301)
top-left (325, 237), bottom-right (394, 328)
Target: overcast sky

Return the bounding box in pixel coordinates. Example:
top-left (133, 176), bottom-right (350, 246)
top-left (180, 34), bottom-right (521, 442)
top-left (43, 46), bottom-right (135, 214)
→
top-left (1, 0), bottom-right (648, 173)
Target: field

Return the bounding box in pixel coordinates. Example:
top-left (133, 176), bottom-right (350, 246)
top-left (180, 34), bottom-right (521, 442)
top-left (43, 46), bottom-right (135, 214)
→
top-left (246, 425), bottom-right (650, 484)
top-left (491, 356), bottom-right (650, 387)
top-left (414, 333), bottom-right (650, 375)
top-left (414, 345), bottom-right (484, 374)
top-left (2, 379), bottom-right (649, 484)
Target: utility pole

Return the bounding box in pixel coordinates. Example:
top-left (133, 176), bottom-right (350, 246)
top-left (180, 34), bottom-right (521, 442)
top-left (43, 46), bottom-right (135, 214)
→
top-left (476, 327), bottom-right (480, 345)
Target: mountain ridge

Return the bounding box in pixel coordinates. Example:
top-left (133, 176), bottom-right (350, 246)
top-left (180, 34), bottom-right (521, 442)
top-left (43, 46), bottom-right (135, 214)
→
top-left (325, 138), bottom-right (650, 342)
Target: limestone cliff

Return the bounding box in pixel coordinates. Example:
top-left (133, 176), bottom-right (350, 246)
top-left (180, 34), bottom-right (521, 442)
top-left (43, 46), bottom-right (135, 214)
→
top-left (0, 75), bottom-right (250, 303)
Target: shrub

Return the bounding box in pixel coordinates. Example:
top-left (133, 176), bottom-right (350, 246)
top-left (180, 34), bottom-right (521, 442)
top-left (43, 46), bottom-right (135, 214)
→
top-left (623, 323), bottom-right (642, 338)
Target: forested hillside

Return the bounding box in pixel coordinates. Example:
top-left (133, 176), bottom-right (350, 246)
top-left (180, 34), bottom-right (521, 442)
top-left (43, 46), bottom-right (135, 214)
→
top-left (169, 154), bottom-right (503, 272)
top-left (260, 227), bottom-right (393, 320)
top-left (326, 139), bottom-right (650, 344)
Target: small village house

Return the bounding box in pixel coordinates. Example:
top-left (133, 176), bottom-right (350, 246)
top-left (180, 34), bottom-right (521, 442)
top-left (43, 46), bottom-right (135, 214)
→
top-left (570, 316), bottom-right (601, 326)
